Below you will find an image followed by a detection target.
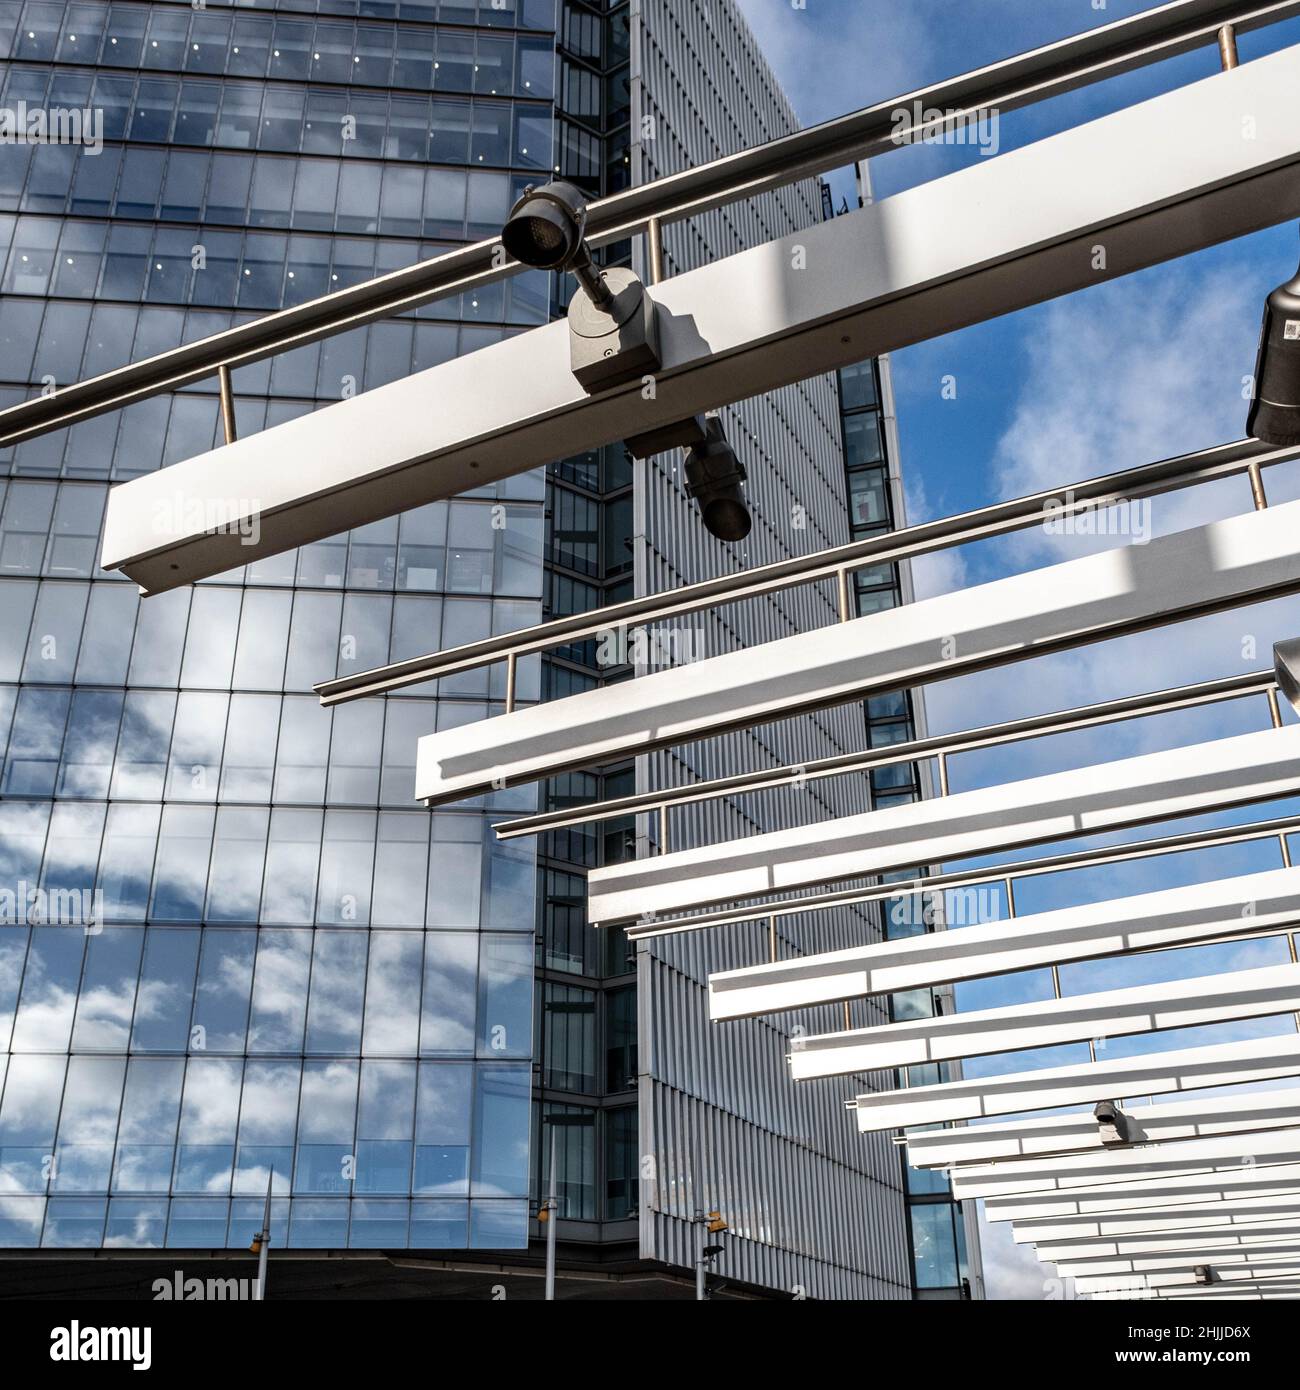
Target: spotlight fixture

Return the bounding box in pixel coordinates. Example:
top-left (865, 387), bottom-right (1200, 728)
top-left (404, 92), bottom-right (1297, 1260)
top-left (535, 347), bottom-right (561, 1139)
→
top-left (626, 413), bottom-right (753, 543)
top-left (684, 414), bottom-right (752, 543)
top-left (1247, 233), bottom-right (1300, 445)
top-left (501, 180), bottom-right (661, 394)
top-left (1093, 1098), bottom-right (1132, 1146)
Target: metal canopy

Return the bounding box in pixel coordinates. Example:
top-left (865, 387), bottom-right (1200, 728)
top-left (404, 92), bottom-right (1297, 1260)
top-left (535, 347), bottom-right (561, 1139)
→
top-left (101, 45), bottom-right (1300, 594)
top-left (983, 1162), bottom-right (1300, 1223)
top-left (905, 1087), bottom-right (1300, 1168)
top-left (1037, 1219), bottom-right (1300, 1262)
top-left (589, 722), bottom-right (1300, 926)
top-left (851, 1033), bottom-right (1300, 1132)
top-left (1075, 1262), bottom-right (1300, 1293)
top-left (788, 963), bottom-right (1300, 1080)
top-left (948, 1127), bottom-right (1300, 1200)
top-left (711, 867), bottom-right (1300, 1022)
top-left (1012, 1194), bottom-right (1300, 1244)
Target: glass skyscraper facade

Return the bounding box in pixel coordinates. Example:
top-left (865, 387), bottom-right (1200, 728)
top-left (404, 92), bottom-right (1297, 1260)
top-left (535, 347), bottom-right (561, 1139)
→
top-left (0, 0), bottom-right (557, 1253)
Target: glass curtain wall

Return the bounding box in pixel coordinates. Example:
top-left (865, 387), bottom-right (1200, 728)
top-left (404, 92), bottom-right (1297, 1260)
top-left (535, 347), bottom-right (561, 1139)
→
top-left (0, 0), bottom-right (559, 1253)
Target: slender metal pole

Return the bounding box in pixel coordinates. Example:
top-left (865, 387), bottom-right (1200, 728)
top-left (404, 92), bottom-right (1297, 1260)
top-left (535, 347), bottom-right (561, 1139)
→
top-left (505, 650), bottom-right (517, 714)
top-left (646, 217), bottom-right (666, 286)
top-left (1218, 21), bottom-right (1241, 67)
top-left (218, 363), bottom-right (237, 445)
top-left (1248, 458), bottom-right (1268, 507)
top-left (544, 1127), bottom-right (558, 1302)
top-left (695, 1216), bottom-right (706, 1302)
top-left (836, 566), bottom-right (853, 621)
top-left (254, 1170), bottom-right (272, 1301)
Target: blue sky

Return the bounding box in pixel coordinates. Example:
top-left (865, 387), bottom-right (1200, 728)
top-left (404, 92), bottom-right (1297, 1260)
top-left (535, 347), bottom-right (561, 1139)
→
top-left (734, 0), bottom-right (1300, 1298)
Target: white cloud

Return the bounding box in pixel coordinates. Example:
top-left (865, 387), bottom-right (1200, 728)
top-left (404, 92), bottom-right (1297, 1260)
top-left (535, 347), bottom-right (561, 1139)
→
top-left (993, 258), bottom-right (1261, 562)
top-left (734, 0), bottom-right (936, 125)
top-left (978, 1206), bottom-right (1075, 1300)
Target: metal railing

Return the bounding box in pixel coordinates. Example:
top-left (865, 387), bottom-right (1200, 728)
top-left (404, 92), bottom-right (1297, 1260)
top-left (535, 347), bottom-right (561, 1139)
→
top-left (0, 0), bottom-right (1296, 447)
top-left (625, 809), bottom-right (1300, 941)
top-left (494, 669), bottom-right (1284, 840)
top-left (316, 437), bottom-right (1296, 709)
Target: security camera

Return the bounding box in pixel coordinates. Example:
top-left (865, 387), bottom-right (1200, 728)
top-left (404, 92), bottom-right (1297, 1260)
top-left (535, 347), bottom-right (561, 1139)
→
top-left (1194, 1265), bottom-right (1216, 1285)
top-left (1094, 1099), bottom-right (1131, 1146)
top-left (502, 180), bottom-right (661, 394)
top-left (1247, 231), bottom-right (1300, 446)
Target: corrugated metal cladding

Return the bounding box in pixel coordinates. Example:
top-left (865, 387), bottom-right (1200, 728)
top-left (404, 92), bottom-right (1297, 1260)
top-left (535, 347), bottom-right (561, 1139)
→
top-left (627, 0), bottom-right (913, 1299)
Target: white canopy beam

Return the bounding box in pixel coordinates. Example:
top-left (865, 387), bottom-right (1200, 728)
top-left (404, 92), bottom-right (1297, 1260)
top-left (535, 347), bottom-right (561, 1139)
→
top-left (101, 44), bottom-right (1300, 594)
top-left (906, 1086), bottom-right (1300, 1169)
top-left (788, 963), bottom-right (1300, 1080)
top-left (1011, 1193), bottom-right (1300, 1244)
top-left (1037, 1219), bottom-right (1300, 1262)
top-left (949, 1126), bottom-right (1300, 1200)
top-left (710, 867), bottom-right (1300, 1022)
top-left (851, 1033), bottom-right (1300, 1133)
top-left (1075, 1262), bottom-right (1300, 1293)
top-left (419, 501), bottom-right (1300, 813)
top-left (984, 1162), bottom-right (1300, 1223)
top-left (589, 722), bottom-right (1300, 927)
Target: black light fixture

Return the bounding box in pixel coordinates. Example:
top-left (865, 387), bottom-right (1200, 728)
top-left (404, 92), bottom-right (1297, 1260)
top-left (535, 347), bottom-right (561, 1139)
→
top-left (684, 415), bottom-right (752, 542)
top-left (501, 179), bottom-right (614, 308)
top-left (1093, 1099), bottom-right (1132, 1146)
top-left (501, 180), bottom-right (661, 393)
top-left (1247, 232), bottom-right (1300, 445)
top-left (625, 412), bottom-right (753, 543)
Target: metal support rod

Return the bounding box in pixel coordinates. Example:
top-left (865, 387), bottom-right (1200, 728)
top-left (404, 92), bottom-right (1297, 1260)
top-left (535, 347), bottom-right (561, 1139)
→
top-left (6, 0), bottom-right (1294, 449)
top-left (1283, 833), bottom-right (1295, 868)
top-left (646, 217), bottom-right (666, 286)
top-left (695, 1216), bottom-right (706, 1302)
top-left (217, 363), bottom-right (237, 445)
top-left (545, 1128), bottom-right (558, 1302)
top-left (843, 1000), bottom-right (852, 1031)
top-left (254, 1171), bottom-right (272, 1302)
top-left (937, 752), bottom-right (950, 797)
top-left (768, 914), bottom-right (778, 963)
top-left (1269, 687), bottom-right (1284, 728)
top-left (1219, 21), bottom-right (1241, 65)
top-left (836, 566), bottom-right (853, 622)
top-left (504, 651), bottom-right (517, 714)
top-left (1249, 458), bottom-right (1268, 507)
